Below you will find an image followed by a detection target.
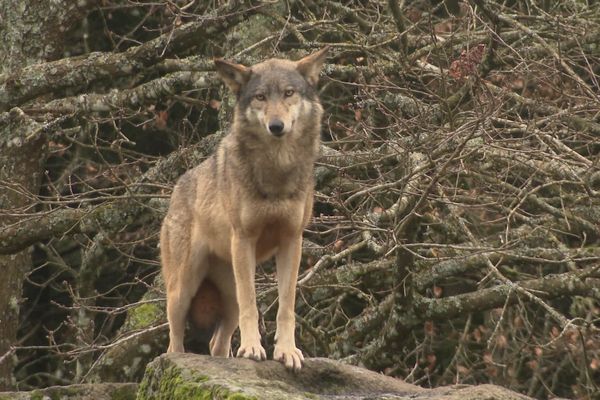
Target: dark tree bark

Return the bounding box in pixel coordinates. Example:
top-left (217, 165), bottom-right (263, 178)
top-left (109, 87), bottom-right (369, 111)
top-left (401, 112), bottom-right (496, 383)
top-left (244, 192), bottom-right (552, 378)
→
top-left (0, 0), bottom-right (96, 389)
top-left (0, 136), bottom-right (45, 390)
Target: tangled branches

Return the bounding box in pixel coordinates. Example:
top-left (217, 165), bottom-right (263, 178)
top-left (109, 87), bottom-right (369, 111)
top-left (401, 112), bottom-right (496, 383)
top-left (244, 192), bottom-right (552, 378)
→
top-left (1, 1), bottom-right (599, 398)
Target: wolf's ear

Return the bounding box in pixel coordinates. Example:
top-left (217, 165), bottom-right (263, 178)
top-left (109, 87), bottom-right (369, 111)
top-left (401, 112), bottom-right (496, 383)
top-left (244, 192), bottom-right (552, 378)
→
top-left (296, 46), bottom-right (329, 87)
top-left (214, 59), bottom-right (252, 95)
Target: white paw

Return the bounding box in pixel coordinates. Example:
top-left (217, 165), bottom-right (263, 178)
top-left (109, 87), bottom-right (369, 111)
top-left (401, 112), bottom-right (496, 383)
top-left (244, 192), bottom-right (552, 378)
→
top-left (236, 342), bottom-right (266, 361)
top-left (274, 345), bottom-right (304, 371)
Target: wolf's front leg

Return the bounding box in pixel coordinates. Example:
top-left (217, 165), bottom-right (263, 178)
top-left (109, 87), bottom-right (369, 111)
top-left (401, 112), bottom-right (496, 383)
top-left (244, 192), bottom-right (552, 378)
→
top-left (274, 234), bottom-right (304, 371)
top-left (231, 234), bottom-right (266, 361)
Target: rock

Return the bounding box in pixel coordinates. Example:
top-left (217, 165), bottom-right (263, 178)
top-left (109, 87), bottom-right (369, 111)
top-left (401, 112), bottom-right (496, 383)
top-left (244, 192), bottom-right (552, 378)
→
top-left (137, 353), bottom-right (532, 399)
top-left (0, 382), bottom-right (137, 400)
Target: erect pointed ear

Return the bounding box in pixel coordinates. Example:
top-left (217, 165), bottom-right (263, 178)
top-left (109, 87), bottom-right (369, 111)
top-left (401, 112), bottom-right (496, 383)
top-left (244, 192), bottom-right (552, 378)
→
top-left (296, 46), bottom-right (330, 87)
top-left (214, 59), bottom-right (252, 95)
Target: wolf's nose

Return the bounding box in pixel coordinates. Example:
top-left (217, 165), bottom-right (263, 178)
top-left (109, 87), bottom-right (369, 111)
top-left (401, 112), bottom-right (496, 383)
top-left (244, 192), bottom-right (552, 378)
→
top-left (268, 120), bottom-right (285, 136)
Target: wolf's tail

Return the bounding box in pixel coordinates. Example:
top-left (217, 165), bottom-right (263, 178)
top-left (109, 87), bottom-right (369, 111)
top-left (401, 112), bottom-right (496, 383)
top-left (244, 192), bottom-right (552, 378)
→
top-left (188, 279), bottom-right (223, 331)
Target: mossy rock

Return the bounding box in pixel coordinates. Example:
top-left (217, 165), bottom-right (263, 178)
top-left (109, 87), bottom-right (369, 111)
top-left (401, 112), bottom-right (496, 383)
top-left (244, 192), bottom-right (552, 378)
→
top-left (0, 383), bottom-right (137, 400)
top-left (136, 353), bottom-right (532, 399)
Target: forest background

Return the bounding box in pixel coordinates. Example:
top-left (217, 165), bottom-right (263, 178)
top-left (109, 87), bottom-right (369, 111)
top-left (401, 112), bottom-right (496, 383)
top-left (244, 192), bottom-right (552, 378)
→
top-left (0, 1), bottom-right (599, 399)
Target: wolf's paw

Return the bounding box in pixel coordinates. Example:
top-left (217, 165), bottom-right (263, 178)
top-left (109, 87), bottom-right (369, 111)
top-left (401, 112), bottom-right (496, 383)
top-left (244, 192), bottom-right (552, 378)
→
top-left (167, 341), bottom-right (184, 353)
top-left (274, 345), bottom-right (304, 371)
top-left (236, 342), bottom-right (266, 361)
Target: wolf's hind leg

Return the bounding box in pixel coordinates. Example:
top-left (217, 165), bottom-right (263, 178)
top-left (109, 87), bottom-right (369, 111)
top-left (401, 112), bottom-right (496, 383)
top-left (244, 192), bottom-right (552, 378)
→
top-left (166, 267), bottom-right (208, 352)
top-left (166, 283), bottom-right (192, 353)
top-left (209, 303), bottom-right (238, 357)
top-left (208, 262), bottom-right (239, 357)
top-left (163, 223), bottom-right (208, 353)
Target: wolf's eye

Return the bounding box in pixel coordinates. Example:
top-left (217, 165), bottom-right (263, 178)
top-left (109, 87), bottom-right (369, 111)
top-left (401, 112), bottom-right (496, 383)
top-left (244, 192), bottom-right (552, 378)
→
top-left (284, 89), bottom-right (295, 97)
top-left (255, 94), bottom-right (266, 101)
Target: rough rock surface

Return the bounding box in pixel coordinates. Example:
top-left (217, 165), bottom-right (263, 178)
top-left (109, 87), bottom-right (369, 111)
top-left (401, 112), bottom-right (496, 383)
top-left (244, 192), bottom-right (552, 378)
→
top-left (0, 382), bottom-right (137, 400)
top-left (137, 353), bottom-right (532, 399)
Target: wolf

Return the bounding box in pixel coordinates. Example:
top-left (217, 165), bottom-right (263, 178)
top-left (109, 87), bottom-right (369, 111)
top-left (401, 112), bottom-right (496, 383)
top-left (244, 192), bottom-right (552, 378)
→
top-left (160, 47), bottom-right (329, 371)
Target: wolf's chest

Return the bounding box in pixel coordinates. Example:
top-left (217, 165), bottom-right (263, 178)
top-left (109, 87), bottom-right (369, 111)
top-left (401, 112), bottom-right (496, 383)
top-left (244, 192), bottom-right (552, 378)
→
top-left (250, 158), bottom-right (310, 199)
top-left (254, 220), bottom-right (289, 262)
top-left (241, 198), bottom-right (305, 232)
top-left (225, 202), bottom-right (302, 262)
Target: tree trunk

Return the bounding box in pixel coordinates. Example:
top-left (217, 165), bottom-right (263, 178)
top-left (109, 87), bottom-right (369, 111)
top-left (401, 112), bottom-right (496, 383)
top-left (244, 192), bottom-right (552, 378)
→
top-left (0, 136), bottom-right (45, 389)
top-left (0, 0), bottom-right (95, 389)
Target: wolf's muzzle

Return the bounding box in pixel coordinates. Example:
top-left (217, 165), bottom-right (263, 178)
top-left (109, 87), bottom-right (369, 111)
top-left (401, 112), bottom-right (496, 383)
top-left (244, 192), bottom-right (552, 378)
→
top-left (268, 119), bottom-right (285, 137)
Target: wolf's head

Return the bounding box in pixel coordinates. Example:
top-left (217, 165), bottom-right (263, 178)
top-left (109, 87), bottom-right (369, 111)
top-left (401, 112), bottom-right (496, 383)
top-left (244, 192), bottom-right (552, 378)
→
top-left (214, 47), bottom-right (328, 139)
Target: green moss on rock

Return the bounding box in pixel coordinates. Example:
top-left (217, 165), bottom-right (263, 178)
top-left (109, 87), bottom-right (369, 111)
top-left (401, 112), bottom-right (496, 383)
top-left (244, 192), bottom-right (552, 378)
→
top-left (29, 392), bottom-right (43, 400)
top-left (136, 353), bottom-right (532, 400)
top-left (124, 302), bottom-right (164, 331)
top-left (110, 384), bottom-right (139, 400)
top-left (136, 356), bottom-right (258, 400)
top-left (0, 383), bottom-right (138, 400)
